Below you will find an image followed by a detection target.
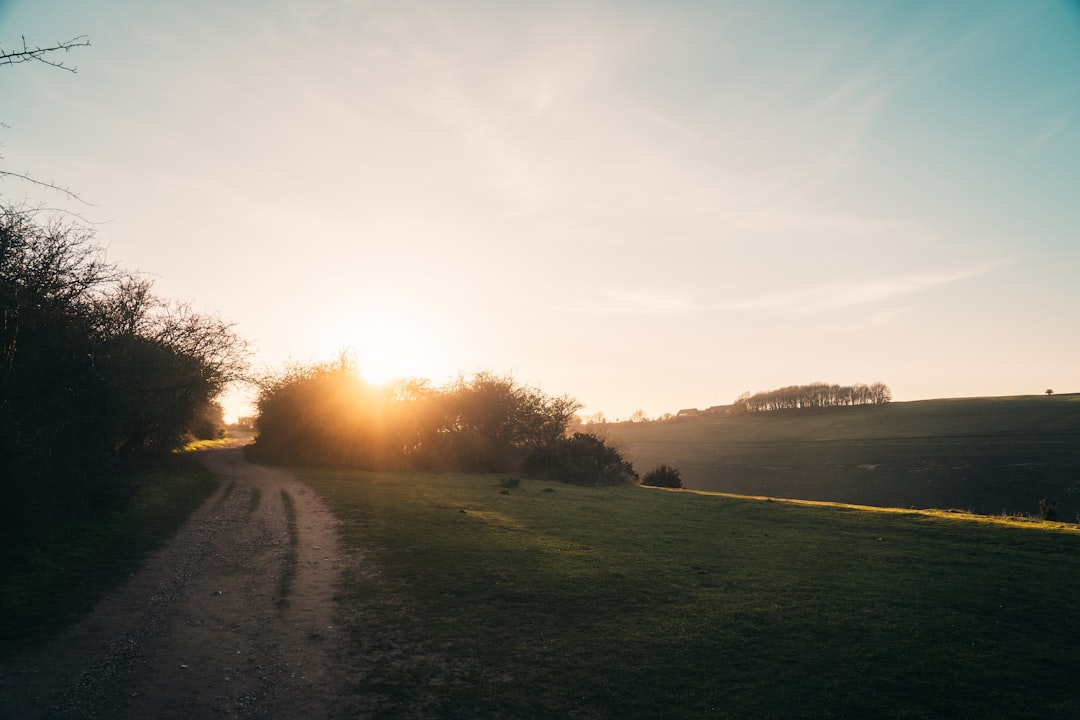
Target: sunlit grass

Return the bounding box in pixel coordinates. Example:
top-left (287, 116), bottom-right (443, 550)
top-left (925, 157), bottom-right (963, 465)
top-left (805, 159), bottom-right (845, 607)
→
top-left (683, 488), bottom-right (1080, 531)
top-left (297, 469), bottom-right (1080, 719)
top-left (180, 436), bottom-right (236, 452)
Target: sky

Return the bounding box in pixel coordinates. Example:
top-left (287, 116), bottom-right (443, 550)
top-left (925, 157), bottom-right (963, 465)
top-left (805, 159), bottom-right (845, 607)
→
top-left (2, 0), bottom-right (1079, 422)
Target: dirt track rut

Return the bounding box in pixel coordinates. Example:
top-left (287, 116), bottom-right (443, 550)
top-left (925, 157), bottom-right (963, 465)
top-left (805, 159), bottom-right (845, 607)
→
top-left (0, 448), bottom-right (353, 719)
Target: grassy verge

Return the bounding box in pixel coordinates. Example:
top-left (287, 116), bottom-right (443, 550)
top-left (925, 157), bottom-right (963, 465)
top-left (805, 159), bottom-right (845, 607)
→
top-left (0, 455), bottom-right (219, 661)
top-left (297, 469), bottom-right (1080, 720)
top-left (181, 437), bottom-right (238, 452)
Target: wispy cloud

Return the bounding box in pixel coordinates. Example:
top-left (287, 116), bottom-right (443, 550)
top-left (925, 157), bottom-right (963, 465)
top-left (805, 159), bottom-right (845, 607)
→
top-left (725, 263), bottom-right (1003, 314)
top-left (1027, 111), bottom-right (1075, 152)
top-left (579, 289), bottom-right (697, 316)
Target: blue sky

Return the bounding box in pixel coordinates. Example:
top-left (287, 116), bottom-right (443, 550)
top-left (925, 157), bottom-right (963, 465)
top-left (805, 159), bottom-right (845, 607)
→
top-left (2, 0), bottom-right (1078, 420)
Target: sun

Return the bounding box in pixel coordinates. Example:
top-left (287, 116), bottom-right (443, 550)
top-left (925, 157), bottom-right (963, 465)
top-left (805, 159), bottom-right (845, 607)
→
top-left (338, 307), bottom-right (455, 387)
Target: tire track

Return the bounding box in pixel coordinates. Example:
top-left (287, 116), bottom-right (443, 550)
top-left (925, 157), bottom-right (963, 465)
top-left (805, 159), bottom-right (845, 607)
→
top-left (0, 447), bottom-right (353, 719)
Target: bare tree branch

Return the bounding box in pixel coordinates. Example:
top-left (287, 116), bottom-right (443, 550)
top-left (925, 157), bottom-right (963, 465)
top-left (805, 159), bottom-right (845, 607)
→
top-left (1, 34), bottom-right (91, 201)
top-left (0, 169), bottom-right (87, 201)
top-left (0, 35), bottom-right (90, 72)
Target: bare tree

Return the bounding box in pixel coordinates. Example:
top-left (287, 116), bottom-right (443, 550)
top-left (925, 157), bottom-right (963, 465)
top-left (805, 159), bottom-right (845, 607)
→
top-left (2, 206), bottom-right (249, 527)
top-left (1, 34), bottom-right (91, 199)
top-left (0, 34), bottom-right (90, 71)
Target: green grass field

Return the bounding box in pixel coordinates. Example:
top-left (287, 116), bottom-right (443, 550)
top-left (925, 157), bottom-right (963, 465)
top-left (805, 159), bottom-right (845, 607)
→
top-left (0, 455), bottom-right (220, 660)
top-left (299, 468), bottom-right (1080, 719)
top-left (602, 395), bottom-right (1080, 520)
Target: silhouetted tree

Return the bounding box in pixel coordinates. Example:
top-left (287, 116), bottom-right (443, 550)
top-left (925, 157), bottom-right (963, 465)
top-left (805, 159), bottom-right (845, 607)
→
top-left (250, 362), bottom-right (581, 474)
top-left (251, 355), bottom-right (387, 467)
top-left (189, 400), bottom-right (227, 440)
top-left (435, 372), bottom-right (581, 471)
top-left (0, 206), bottom-right (247, 529)
top-left (734, 382), bottom-right (892, 413)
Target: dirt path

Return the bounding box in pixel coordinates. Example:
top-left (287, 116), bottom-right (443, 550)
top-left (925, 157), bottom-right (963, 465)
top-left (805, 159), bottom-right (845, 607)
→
top-left (0, 448), bottom-right (355, 719)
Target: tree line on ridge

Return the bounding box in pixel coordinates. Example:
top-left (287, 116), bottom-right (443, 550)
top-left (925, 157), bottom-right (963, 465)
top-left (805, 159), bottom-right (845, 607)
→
top-left (734, 382), bottom-right (891, 413)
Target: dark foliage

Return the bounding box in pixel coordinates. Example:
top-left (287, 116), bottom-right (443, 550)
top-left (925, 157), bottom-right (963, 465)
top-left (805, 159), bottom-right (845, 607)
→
top-left (188, 400), bottom-right (227, 441)
top-left (524, 432), bottom-right (638, 486)
top-left (642, 464), bottom-right (683, 488)
top-left (435, 371), bottom-right (581, 472)
top-left (0, 207), bottom-right (247, 533)
top-left (249, 359), bottom-right (581, 474)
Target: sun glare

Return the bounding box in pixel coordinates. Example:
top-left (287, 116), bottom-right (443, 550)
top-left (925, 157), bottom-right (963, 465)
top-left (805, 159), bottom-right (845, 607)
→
top-left (334, 308), bottom-right (455, 387)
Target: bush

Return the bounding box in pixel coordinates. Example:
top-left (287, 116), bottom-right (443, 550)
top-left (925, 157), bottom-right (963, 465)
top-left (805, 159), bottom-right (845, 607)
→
top-left (523, 433), bottom-right (638, 486)
top-left (642, 464), bottom-right (683, 489)
top-left (1039, 498), bottom-right (1059, 521)
top-left (250, 364), bottom-right (581, 473)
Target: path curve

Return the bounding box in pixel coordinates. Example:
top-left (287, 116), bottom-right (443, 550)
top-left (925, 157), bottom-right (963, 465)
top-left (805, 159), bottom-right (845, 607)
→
top-left (0, 448), bottom-right (354, 719)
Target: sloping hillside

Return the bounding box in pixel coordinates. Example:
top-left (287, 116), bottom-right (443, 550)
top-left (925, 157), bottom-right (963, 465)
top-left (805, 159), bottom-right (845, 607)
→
top-left (602, 395), bottom-right (1080, 520)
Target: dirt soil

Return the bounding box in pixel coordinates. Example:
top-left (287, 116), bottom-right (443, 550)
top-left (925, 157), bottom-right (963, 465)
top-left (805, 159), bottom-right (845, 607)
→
top-left (0, 447), bottom-right (356, 719)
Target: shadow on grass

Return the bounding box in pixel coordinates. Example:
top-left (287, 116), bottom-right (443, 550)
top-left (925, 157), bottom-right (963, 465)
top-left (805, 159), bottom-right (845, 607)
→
top-left (0, 455), bottom-right (219, 661)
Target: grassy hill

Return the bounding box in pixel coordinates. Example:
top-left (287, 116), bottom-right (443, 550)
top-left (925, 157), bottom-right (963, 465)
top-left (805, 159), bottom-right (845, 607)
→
top-left (299, 468), bottom-right (1080, 719)
top-left (600, 394), bottom-right (1080, 521)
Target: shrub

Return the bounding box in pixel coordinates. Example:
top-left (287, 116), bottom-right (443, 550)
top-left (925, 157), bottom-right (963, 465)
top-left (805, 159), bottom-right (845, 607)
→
top-left (523, 433), bottom-right (638, 486)
top-left (1038, 498), bottom-right (1059, 521)
top-left (642, 464), bottom-right (683, 489)
top-left (250, 364), bottom-right (580, 473)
